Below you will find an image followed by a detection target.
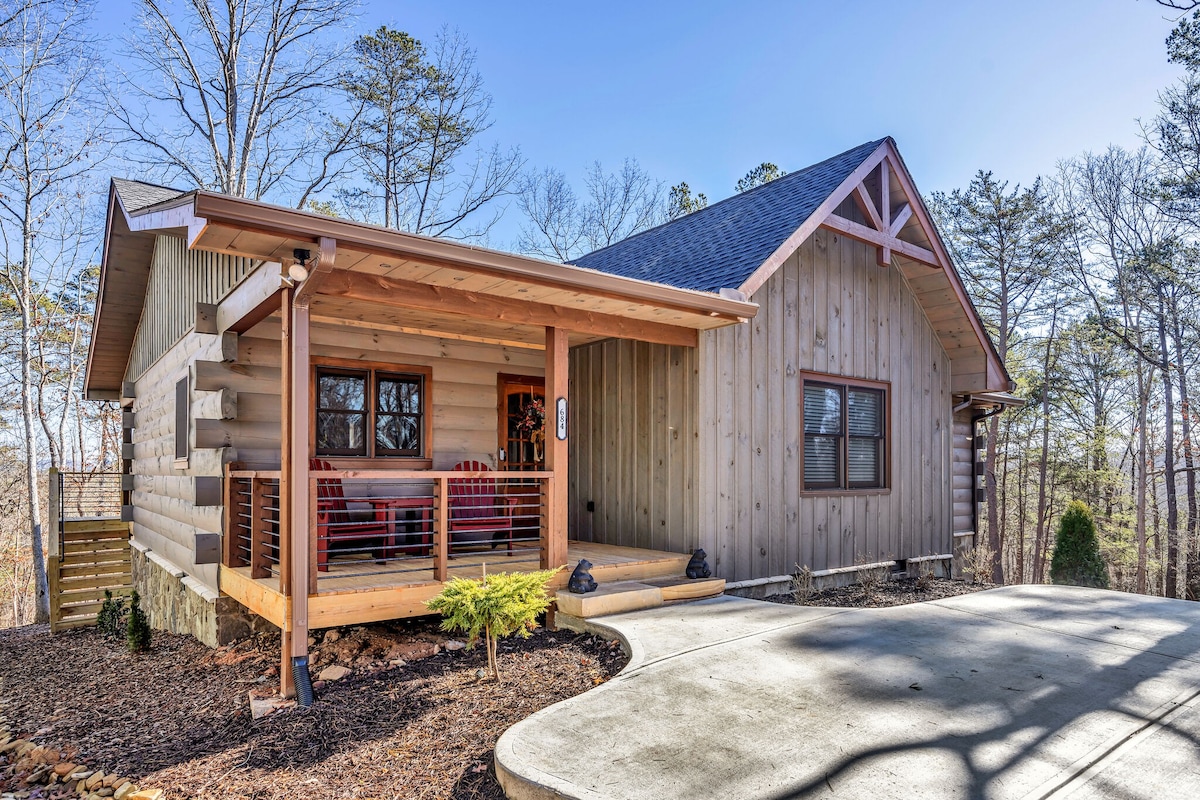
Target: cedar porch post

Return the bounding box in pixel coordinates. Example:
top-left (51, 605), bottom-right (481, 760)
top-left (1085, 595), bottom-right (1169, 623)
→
top-left (543, 326), bottom-right (569, 570)
top-left (288, 301), bottom-right (311, 660)
top-left (278, 286), bottom-right (295, 698)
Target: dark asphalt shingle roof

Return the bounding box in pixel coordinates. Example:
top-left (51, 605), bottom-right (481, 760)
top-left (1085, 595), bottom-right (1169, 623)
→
top-left (112, 178), bottom-right (190, 213)
top-left (571, 139), bottom-right (886, 293)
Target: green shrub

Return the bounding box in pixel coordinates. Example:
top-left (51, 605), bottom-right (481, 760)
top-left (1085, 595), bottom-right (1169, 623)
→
top-left (426, 567), bottom-right (560, 680)
top-left (1049, 501), bottom-right (1109, 589)
top-left (126, 590), bottom-right (152, 653)
top-left (96, 590), bottom-right (128, 641)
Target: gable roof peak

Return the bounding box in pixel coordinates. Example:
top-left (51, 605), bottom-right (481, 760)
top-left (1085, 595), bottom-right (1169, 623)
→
top-left (571, 138), bottom-right (889, 292)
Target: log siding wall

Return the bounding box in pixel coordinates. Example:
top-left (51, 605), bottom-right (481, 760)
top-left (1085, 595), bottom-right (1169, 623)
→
top-left (126, 235), bottom-right (257, 382)
top-left (698, 230), bottom-right (954, 581)
top-left (568, 340), bottom-right (698, 554)
top-left (129, 306), bottom-right (543, 593)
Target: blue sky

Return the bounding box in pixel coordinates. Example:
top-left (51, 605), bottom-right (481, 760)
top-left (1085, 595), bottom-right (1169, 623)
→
top-left (97, 0), bottom-right (1184, 242)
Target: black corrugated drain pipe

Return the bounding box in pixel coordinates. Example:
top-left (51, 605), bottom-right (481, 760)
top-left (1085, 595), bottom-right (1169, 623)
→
top-left (292, 656), bottom-right (314, 707)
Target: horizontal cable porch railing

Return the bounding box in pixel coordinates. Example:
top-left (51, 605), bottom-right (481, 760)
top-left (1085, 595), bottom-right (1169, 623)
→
top-left (223, 468), bottom-right (553, 589)
top-left (224, 471), bottom-right (282, 580)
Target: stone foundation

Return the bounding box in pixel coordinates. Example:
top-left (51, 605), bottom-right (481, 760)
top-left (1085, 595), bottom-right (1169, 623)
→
top-left (130, 543), bottom-right (273, 647)
top-left (724, 556), bottom-right (954, 601)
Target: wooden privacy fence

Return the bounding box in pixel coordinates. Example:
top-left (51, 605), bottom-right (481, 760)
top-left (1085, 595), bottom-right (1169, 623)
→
top-left (223, 467), bottom-right (553, 589)
top-left (47, 469), bottom-right (133, 632)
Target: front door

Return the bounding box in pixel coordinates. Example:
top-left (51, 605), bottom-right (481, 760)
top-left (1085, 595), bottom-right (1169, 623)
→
top-left (497, 374), bottom-right (546, 471)
top-left (498, 375), bottom-right (546, 548)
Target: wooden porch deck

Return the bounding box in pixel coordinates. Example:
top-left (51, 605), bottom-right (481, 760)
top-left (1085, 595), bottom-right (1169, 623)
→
top-left (219, 541), bottom-right (691, 630)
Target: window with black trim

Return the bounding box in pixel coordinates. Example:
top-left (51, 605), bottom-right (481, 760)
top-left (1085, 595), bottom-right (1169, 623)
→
top-left (315, 367), bottom-right (425, 458)
top-left (802, 378), bottom-right (886, 490)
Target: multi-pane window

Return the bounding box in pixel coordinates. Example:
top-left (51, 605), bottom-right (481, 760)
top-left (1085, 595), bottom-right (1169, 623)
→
top-left (315, 366), bottom-right (426, 458)
top-left (802, 378), bottom-right (887, 491)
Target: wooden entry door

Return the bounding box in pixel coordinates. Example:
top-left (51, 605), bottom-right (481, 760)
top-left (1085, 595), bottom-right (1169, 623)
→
top-left (498, 375), bottom-right (546, 471)
top-left (498, 375), bottom-right (546, 547)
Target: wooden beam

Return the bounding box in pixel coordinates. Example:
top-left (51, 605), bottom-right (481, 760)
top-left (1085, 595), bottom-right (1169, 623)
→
top-left (217, 261), bottom-right (287, 334)
top-left (880, 162), bottom-right (891, 231)
top-left (543, 326), bottom-right (569, 571)
top-left (317, 268), bottom-right (700, 348)
top-left (819, 213), bottom-right (940, 268)
top-left (888, 203), bottom-right (913, 237)
top-left (852, 183), bottom-right (884, 231)
top-left (293, 236), bottom-right (335, 308)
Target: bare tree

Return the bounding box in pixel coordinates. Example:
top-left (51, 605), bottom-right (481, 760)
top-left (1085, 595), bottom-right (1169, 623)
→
top-left (0, 0), bottom-right (104, 622)
top-left (516, 159), bottom-right (665, 261)
top-left (116, 0), bottom-right (357, 205)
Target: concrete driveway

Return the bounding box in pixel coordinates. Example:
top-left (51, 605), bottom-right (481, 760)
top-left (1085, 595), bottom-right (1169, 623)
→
top-left (495, 586), bottom-right (1200, 799)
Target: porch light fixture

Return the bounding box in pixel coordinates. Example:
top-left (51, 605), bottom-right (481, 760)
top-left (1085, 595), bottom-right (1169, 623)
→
top-left (289, 248), bottom-right (311, 282)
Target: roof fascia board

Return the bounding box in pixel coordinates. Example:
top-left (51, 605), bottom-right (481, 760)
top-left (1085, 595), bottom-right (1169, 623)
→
top-left (83, 185), bottom-right (122, 398)
top-left (192, 191), bottom-right (757, 322)
top-left (738, 141), bottom-right (890, 298)
top-left (124, 194), bottom-right (208, 248)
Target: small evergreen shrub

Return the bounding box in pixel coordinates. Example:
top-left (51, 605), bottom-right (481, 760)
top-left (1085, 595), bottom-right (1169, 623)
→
top-left (96, 590), bottom-right (128, 641)
top-left (126, 590), bottom-right (152, 653)
top-left (1049, 501), bottom-right (1109, 589)
top-left (426, 567), bottom-right (560, 680)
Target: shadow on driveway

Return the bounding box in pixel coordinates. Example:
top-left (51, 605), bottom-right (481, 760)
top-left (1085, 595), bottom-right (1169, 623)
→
top-left (496, 586), bottom-right (1200, 800)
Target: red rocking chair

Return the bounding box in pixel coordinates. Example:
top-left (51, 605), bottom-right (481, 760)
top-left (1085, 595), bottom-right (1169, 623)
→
top-left (310, 458), bottom-right (393, 571)
top-left (448, 460), bottom-right (518, 555)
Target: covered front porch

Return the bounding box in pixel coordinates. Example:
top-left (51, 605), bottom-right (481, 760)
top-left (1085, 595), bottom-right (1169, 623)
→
top-left (173, 191), bottom-right (756, 696)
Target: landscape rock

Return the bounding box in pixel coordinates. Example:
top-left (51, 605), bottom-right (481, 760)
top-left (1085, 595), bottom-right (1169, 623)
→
top-left (127, 790), bottom-right (164, 800)
top-left (444, 640), bottom-right (466, 651)
top-left (114, 782), bottom-right (135, 800)
top-left (85, 772), bottom-right (104, 790)
top-left (323, 630), bottom-right (340, 643)
top-left (52, 763), bottom-right (76, 777)
top-left (317, 665), bottom-right (350, 682)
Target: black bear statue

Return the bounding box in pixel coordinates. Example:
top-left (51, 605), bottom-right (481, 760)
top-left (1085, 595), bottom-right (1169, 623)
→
top-left (567, 558), bottom-right (598, 593)
top-left (686, 549), bottom-right (712, 579)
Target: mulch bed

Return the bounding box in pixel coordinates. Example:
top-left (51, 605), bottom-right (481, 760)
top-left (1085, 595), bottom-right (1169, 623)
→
top-left (764, 576), bottom-right (992, 608)
top-left (0, 619), bottom-right (626, 799)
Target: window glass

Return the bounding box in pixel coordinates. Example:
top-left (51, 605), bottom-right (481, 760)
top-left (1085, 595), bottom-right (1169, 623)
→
top-left (316, 371), bottom-right (368, 456)
top-left (803, 379), bottom-right (886, 490)
top-left (315, 367), bottom-right (426, 458)
top-left (375, 374), bottom-right (422, 456)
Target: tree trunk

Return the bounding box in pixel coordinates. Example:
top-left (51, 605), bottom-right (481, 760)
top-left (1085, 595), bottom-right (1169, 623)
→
top-left (1172, 296), bottom-right (1199, 600)
top-left (1157, 291), bottom-right (1179, 598)
top-left (1136, 359), bottom-right (1149, 595)
top-left (20, 201), bottom-right (49, 623)
top-left (1034, 304), bottom-right (1060, 584)
top-left (986, 413), bottom-right (1003, 584)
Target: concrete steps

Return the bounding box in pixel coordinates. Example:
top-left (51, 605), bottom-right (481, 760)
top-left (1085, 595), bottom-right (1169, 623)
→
top-left (556, 575), bottom-right (725, 619)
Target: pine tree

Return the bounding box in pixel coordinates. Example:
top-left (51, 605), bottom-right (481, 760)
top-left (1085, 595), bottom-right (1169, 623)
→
top-left (1049, 501), bottom-right (1109, 589)
top-left (126, 590), bottom-right (151, 653)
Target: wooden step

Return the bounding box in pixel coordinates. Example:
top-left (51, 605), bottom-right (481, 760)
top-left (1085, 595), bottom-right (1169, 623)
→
top-left (62, 519), bottom-right (128, 534)
top-left (556, 576), bottom-right (725, 619)
top-left (58, 556), bottom-right (131, 575)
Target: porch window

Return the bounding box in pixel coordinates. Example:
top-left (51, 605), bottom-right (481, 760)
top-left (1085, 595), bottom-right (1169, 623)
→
top-left (802, 376), bottom-right (887, 491)
top-left (315, 366), bottom-right (426, 458)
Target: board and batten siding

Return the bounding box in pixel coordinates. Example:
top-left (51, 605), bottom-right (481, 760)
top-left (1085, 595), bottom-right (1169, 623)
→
top-left (126, 235), bottom-right (258, 382)
top-left (698, 229), bottom-right (954, 582)
top-left (567, 340), bottom-right (698, 554)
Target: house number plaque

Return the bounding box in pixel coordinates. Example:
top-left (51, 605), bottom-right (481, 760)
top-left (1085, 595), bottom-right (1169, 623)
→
top-left (555, 397), bottom-right (568, 440)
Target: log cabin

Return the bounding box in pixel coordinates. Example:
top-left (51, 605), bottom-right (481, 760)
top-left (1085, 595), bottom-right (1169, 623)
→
top-left (84, 137), bottom-right (1013, 694)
